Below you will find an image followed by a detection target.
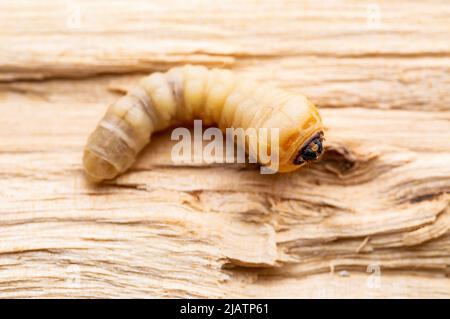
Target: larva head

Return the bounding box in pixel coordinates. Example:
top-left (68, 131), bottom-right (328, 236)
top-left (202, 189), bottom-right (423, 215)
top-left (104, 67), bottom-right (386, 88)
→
top-left (273, 96), bottom-right (325, 173)
top-left (293, 131), bottom-right (324, 165)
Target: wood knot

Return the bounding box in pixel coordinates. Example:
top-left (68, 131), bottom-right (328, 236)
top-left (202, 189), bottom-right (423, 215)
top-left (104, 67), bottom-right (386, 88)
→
top-left (319, 142), bottom-right (378, 179)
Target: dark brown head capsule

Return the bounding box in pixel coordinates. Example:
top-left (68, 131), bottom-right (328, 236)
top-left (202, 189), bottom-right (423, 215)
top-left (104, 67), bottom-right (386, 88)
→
top-left (293, 132), bottom-right (324, 165)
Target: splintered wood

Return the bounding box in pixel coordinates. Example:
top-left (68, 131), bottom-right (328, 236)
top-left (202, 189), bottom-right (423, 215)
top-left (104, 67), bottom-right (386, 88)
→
top-left (0, 0), bottom-right (449, 298)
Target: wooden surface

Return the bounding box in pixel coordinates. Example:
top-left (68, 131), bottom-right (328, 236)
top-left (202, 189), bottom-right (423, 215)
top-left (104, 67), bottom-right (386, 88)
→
top-left (0, 0), bottom-right (449, 298)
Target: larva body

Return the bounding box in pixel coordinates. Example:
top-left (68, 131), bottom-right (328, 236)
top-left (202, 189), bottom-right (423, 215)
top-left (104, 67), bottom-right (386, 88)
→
top-left (83, 65), bottom-right (324, 182)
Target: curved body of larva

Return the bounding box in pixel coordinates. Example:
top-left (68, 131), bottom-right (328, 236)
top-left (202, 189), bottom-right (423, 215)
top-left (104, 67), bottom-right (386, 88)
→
top-left (83, 65), bottom-right (324, 182)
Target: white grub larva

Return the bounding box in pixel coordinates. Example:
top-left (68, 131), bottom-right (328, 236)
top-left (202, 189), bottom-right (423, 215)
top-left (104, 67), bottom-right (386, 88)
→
top-left (83, 65), bottom-right (324, 182)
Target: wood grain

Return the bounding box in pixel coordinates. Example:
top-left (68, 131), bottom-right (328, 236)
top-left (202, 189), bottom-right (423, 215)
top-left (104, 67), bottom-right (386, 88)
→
top-left (0, 0), bottom-right (449, 298)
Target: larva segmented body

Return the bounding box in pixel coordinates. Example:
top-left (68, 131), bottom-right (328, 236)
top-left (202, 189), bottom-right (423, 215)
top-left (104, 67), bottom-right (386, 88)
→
top-left (83, 65), bottom-right (324, 182)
